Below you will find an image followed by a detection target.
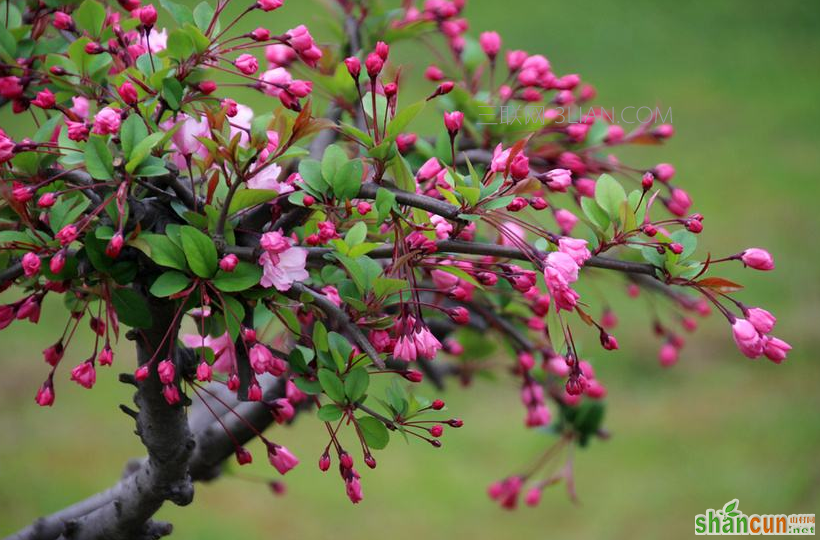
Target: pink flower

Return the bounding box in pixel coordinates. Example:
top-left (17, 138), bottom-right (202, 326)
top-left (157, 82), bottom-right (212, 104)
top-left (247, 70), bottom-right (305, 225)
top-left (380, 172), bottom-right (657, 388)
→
top-left (365, 52), bottom-right (383, 78)
top-left (219, 254), bottom-right (239, 272)
top-left (544, 168), bottom-right (572, 191)
top-left (0, 76), bottom-right (23, 99)
top-left (267, 44), bottom-right (297, 66)
top-left (667, 188), bottom-right (691, 217)
top-left (196, 361), bottom-right (212, 382)
top-left (22, 252), bottom-right (41, 277)
top-left (268, 445), bottom-right (299, 475)
top-left (658, 343), bottom-right (678, 367)
top-left (558, 237), bottom-right (591, 265)
top-left (271, 398), bottom-right (295, 423)
top-left (32, 89), bottom-right (56, 109)
top-left (554, 208), bottom-right (579, 234)
top-left (490, 143), bottom-right (511, 173)
top-left (654, 163), bottom-right (675, 182)
top-left (163, 384), bottom-right (181, 405)
top-left (249, 343), bottom-right (281, 375)
top-left (443, 111), bottom-right (463, 134)
top-left (260, 67), bottom-right (292, 97)
top-left (166, 113), bottom-right (209, 157)
top-left (138, 28), bottom-right (167, 53)
top-left (36, 384), bottom-right (55, 407)
top-left (98, 346), bottom-right (114, 366)
top-left (321, 285), bottom-right (342, 307)
top-left (70, 96), bottom-right (89, 119)
top-left (746, 307), bottom-right (776, 334)
top-left (182, 332), bottom-right (236, 373)
top-left (53, 11), bottom-right (73, 30)
top-left (732, 318), bottom-right (763, 359)
top-left (393, 335), bottom-right (417, 362)
top-left (417, 157), bottom-right (443, 181)
top-left (345, 472), bottom-right (364, 503)
top-left (235, 54), bottom-right (259, 75)
top-left (0, 129), bottom-right (16, 163)
top-left (479, 31), bottom-right (501, 58)
top-left (139, 4), bottom-right (157, 26)
top-left (741, 248), bottom-right (774, 271)
top-left (66, 121), bottom-right (89, 142)
top-left (413, 325), bottom-right (442, 359)
top-left (70, 361), bottom-right (96, 389)
top-left (257, 0), bottom-right (284, 12)
top-left (763, 337), bottom-right (791, 364)
top-left (259, 241), bottom-right (308, 291)
top-left (56, 224), bottom-right (78, 246)
top-left (248, 162), bottom-right (288, 192)
top-left (525, 488), bottom-right (542, 507)
top-left (106, 233), bottom-right (124, 258)
top-left (92, 107), bottom-right (121, 135)
top-left (157, 359), bottom-right (175, 384)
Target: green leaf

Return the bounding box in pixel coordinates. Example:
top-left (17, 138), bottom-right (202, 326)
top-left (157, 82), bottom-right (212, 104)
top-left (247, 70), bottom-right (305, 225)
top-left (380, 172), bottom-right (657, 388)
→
top-left (180, 226), bottom-right (218, 278)
top-left (228, 189), bottom-right (279, 214)
top-left (110, 287), bottom-right (153, 328)
top-left (333, 159), bottom-right (363, 201)
top-left (327, 331), bottom-right (353, 371)
top-left (193, 2), bottom-right (215, 32)
top-left (670, 230), bottom-right (698, 260)
top-left (580, 197), bottom-right (611, 232)
top-left (166, 28), bottom-right (195, 60)
top-left (84, 135), bottom-right (114, 180)
top-left (339, 123), bottom-right (373, 147)
top-left (321, 144), bottom-right (348, 186)
top-left (317, 404), bottom-right (344, 422)
top-left (136, 234), bottom-right (188, 270)
top-left (318, 368), bottom-right (346, 403)
top-left (160, 0), bottom-right (195, 26)
top-left (385, 100), bottom-right (426, 141)
top-left (456, 185), bottom-right (480, 207)
top-left (375, 188), bottom-right (397, 222)
top-left (161, 78), bottom-right (184, 110)
top-left (212, 262), bottom-right (262, 292)
top-left (74, 0), bottom-right (106, 37)
top-left (388, 155), bottom-right (415, 192)
top-left (125, 132), bottom-right (165, 174)
top-left (344, 221), bottom-right (367, 246)
top-left (120, 115), bottom-right (148, 160)
top-left (357, 416), bottom-right (390, 450)
top-left (150, 271), bottom-right (191, 297)
top-left (298, 159), bottom-right (328, 193)
top-left (49, 196), bottom-right (91, 234)
top-left (344, 367), bottom-right (370, 403)
top-left (312, 321), bottom-right (329, 352)
top-left (595, 174), bottom-right (627, 223)
top-left (373, 277), bottom-right (407, 298)
top-left (218, 294), bottom-right (245, 339)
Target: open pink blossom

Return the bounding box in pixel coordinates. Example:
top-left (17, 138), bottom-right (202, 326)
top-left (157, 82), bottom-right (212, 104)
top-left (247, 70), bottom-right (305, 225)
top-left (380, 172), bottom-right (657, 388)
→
top-left (182, 331), bottom-right (236, 373)
top-left (259, 241), bottom-right (308, 291)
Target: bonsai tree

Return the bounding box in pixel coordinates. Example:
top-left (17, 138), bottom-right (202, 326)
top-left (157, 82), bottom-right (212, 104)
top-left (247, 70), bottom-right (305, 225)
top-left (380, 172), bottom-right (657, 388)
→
top-left (0, 0), bottom-right (790, 537)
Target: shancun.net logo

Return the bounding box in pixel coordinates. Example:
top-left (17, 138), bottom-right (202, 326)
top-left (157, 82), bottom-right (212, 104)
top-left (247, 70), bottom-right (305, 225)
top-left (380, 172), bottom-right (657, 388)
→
top-left (695, 499), bottom-right (815, 535)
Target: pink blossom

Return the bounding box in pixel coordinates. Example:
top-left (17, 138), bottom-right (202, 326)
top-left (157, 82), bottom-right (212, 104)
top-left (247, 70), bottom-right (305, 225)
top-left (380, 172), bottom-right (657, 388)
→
top-left (268, 445), bottom-right (299, 475)
top-left (558, 237), bottom-right (591, 265)
top-left (0, 129), bottom-right (15, 163)
top-left (732, 318), bottom-right (763, 358)
top-left (479, 31), bottom-right (501, 58)
top-left (345, 473), bottom-right (364, 504)
top-left (525, 488), bottom-right (542, 507)
top-left (741, 248), bottom-right (774, 271)
top-left (162, 384), bottom-right (180, 405)
top-left (0, 76), bottom-right (23, 99)
top-left (98, 346), bottom-right (114, 366)
top-left (260, 67), bottom-right (292, 97)
top-left (138, 27), bottom-right (167, 53)
top-left (443, 111), bottom-right (463, 134)
top-left (182, 332), bottom-right (236, 372)
top-left (413, 325), bottom-right (442, 359)
top-left (32, 89), bottom-right (56, 109)
top-left (70, 361), bottom-right (96, 389)
top-left (92, 107), bottom-right (121, 135)
top-left (763, 337), bottom-right (791, 364)
top-left (36, 384), bottom-right (55, 407)
top-left (544, 168), bottom-right (572, 191)
top-left (196, 361), bottom-right (212, 382)
top-left (667, 188), bottom-right (692, 217)
top-left (272, 398), bottom-right (295, 423)
top-left (321, 285), bottom-right (342, 307)
top-left (56, 225), bottom-right (78, 246)
top-left (22, 252), bottom-right (41, 277)
top-left (219, 254), bottom-right (239, 272)
top-left (490, 143), bottom-right (511, 173)
top-left (70, 96), bottom-right (90, 119)
top-left (166, 113), bottom-right (209, 157)
top-left (393, 335), bottom-right (417, 362)
top-left (157, 359), bottom-right (175, 384)
top-left (235, 53), bottom-right (259, 75)
top-left (746, 307), bottom-right (776, 334)
top-left (66, 121), bottom-right (89, 142)
top-left (417, 157), bottom-right (443, 181)
top-left (267, 44), bottom-right (297, 66)
top-left (257, 0), bottom-right (283, 11)
top-left (554, 208), bottom-right (579, 234)
top-left (369, 330), bottom-right (391, 353)
top-left (248, 162), bottom-right (288, 192)
top-left (259, 243), bottom-right (308, 291)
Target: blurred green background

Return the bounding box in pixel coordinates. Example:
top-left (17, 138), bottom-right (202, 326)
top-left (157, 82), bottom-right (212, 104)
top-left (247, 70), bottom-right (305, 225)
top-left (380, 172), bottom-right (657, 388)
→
top-left (2, 1), bottom-right (819, 539)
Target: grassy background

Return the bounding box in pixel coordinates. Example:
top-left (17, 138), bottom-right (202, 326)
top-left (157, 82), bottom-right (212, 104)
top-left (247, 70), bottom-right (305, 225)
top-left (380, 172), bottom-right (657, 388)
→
top-left (2, 1), bottom-right (819, 538)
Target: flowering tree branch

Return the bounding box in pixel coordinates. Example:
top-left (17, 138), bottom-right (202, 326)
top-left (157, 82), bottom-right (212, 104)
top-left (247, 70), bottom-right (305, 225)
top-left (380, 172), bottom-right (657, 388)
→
top-left (0, 0), bottom-right (790, 534)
